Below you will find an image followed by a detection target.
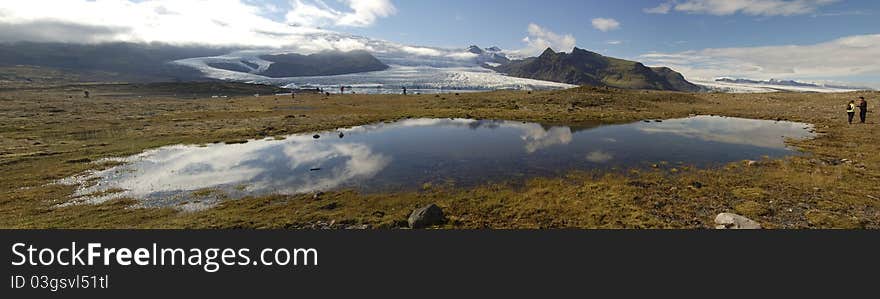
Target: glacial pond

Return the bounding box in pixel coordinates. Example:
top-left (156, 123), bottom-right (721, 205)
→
top-left (61, 116), bottom-right (815, 210)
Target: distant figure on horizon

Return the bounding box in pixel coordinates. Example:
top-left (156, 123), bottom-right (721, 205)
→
top-left (847, 100), bottom-right (856, 124)
top-left (402, 87), bottom-right (407, 95)
top-left (291, 92), bottom-right (295, 100)
top-left (340, 86), bottom-right (345, 94)
top-left (83, 90), bottom-right (89, 98)
top-left (858, 96), bottom-right (868, 124)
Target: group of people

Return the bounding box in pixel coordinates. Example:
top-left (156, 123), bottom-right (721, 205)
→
top-left (847, 97), bottom-right (869, 124)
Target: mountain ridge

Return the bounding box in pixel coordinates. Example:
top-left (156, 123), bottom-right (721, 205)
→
top-left (492, 47), bottom-right (702, 92)
top-left (257, 50), bottom-right (389, 78)
top-left (715, 78), bottom-right (872, 90)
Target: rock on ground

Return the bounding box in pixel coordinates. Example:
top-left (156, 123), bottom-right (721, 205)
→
top-left (408, 204), bottom-right (445, 229)
top-left (715, 213), bottom-right (762, 229)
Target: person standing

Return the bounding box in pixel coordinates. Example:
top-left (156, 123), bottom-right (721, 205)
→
top-left (858, 96), bottom-right (868, 124)
top-left (847, 100), bottom-right (856, 124)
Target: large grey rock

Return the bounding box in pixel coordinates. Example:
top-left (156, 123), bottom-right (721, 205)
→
top-left (715, 213), bottom-right (762, 229)
top-left (408, 204), bottom-right (444, 229)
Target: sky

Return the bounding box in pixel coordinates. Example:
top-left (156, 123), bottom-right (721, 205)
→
top-left (0, 0), bottom-right (878, 86)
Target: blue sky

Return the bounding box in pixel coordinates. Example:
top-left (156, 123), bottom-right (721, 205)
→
top-left (260, 0), bottom-right (879, 57)
top-left (1, 0), bottom-right (879, 85)
top-left (261, 0), bottom-right (880, 85)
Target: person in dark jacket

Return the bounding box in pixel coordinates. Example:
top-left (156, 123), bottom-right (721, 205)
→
top-left (847, 100), bottom-right (856, 124)
top-left (858, 97), bottom-right (868, 124)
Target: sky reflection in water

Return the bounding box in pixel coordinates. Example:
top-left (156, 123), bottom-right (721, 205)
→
top-left (61, 116), bottom-right (814, 210)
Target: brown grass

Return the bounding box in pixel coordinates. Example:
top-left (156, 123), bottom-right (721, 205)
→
top-left (1, 84), bottom-right (878, 229)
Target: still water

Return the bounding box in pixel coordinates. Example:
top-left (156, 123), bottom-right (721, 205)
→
top-left (61, 116), bottom-right (814, 210)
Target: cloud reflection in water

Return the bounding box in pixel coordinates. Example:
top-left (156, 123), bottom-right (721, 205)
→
top-left (57, 116), bottom-right (813, 210)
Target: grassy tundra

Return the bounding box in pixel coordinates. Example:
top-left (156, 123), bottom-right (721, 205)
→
top-left (1, 83), bottom-right (878, 228)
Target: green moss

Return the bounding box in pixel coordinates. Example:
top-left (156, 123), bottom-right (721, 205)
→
top-left (805, 210), bottom-right (865, 229)
top-left (732, 187), bottom-right (768, 201)
top-left (734, 201), bottom-right (771, 217)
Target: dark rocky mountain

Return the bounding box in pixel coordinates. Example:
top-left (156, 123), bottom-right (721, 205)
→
top-left (0, 42), bottom-right (233, 82)
top-left (492, 47), bottom-right (702, 92)
top-left (0, 42), bottom-right (391, 82)
top-left (256, 50), bottom-right (389, 78)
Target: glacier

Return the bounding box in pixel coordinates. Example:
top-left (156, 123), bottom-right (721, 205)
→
top-left (171, 30), bottom-right (575, 93)
top-left (693, 79), bottom-right (872, 93)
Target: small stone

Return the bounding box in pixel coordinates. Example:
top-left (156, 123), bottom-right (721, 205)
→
top-left (319, 202), bottom-right (338, 210)
top-left (745, 160), bottom-right (758, 166)
top-left (408, 204), bottom-right (445, 229)
top-left (312, 192), bottom-right (324, 200)
top-left (714, 213), bottom-right (762, 229)
top-left (691, 181), bottom-right (704, 189)
top-left (313, 134), bottom-right (320, 139)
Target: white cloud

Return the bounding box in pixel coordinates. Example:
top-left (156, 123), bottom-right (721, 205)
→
top-left (607, 40), bottom-right (623, 45)
top-left (511, 23), bottom-right (577, 58)
top-left (519, 125), bottom-right (573, 153)
top-left (644, 2), bottom-right (674, 14)
top-left (639, 34), bottom-right (880, 84)
top-left (645, 0), bottom-right (839, 16)
top-left (0, 0), bottom-right (396, 47)
top-left (591, 18), bottom-right (620, 32)
top-left (286, 0), bottom-right (397, 28)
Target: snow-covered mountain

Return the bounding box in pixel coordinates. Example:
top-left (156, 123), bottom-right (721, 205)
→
top-left (695, 78), bottom-right (873, 93)
top-left (171, 30), bottom-right (573, 93)
top-left (467, 45), bottom-right (510, 67)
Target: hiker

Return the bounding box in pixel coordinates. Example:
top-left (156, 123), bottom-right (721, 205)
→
top-left (291, 92), bottom-right (295, 100)
top-left (340, 86), bottom-right (345, 94)
top-left (847, 100), bottom-right (856, 124)
top-left (402, 87), bottom-right (407, 95)
top-left (858, 96), bottom-right (868, 124)
top-left (83, 91), bottom-right (89, 98)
